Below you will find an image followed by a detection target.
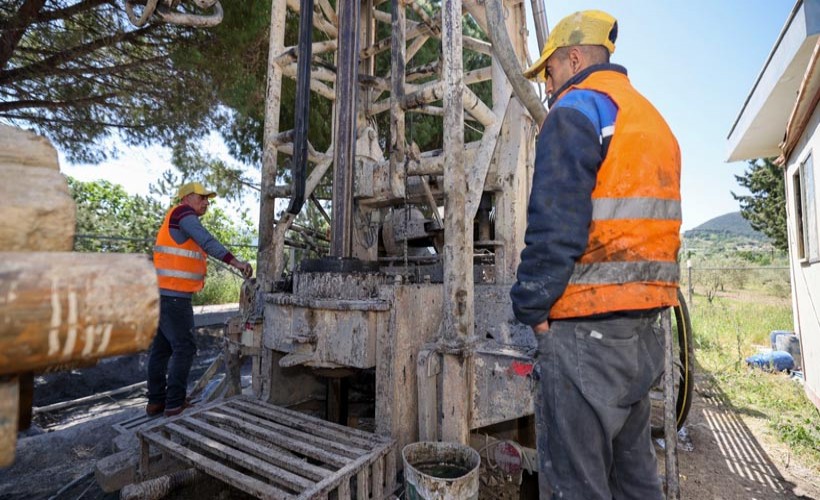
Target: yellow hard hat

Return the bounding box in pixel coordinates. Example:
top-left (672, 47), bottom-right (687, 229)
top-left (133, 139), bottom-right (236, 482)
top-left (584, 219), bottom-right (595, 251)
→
top-left (524, 10), bottom-right (618, 81)
top-left (177, 181), bottom-right (216, 200)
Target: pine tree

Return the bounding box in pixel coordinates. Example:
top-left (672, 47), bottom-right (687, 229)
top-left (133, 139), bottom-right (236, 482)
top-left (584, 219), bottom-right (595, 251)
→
top-left (732, 158), bottom-right (788, 251)
top-left (0, 0), bottom-right (220, 163)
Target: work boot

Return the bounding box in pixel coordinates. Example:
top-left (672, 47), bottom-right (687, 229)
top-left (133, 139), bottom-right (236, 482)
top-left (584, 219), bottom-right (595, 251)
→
top-left (163, 400), bottom-right (193, 418)
top-left (145, 402), bottom-right (165, 417)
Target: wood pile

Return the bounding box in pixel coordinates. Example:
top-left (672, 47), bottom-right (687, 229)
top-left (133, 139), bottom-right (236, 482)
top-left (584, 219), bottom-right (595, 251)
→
top-left (0, 125), bottom-right (159, 466)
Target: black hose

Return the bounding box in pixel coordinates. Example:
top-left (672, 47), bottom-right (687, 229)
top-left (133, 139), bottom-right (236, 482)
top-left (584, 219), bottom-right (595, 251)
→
top-left (286, 0), bottom-right (315, 215)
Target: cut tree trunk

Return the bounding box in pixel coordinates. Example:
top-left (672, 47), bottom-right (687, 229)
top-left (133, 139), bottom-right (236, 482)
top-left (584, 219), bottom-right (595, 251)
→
top-left (0, 252), bottom-right (159, 375)
top-left (0, 125), bottom-right (75, 252)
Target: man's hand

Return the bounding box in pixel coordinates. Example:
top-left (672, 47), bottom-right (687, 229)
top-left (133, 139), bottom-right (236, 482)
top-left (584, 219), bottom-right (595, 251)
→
top-left (532, 320), bottom-right (550, 334)
top-left (232, 259), bottom-right (253, 279)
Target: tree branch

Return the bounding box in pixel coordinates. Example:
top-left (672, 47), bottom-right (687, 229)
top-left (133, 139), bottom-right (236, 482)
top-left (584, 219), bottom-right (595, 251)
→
top-left (34, 55), bottom-right (166, 78)
top-left (35, 0), bottom-right (113, 24)
top-left (0, 92), bottom-right (118, 112)
top-left (0, 23), bottom-right (159, 85)
top-left (0, 112), bottom-right (159, 129)
top-left (0, 0), bottom-right (46, 71)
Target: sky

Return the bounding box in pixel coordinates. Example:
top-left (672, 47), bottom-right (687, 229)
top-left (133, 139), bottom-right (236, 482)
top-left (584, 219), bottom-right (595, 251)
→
top-left (63, 0), bottom-right (798, 230)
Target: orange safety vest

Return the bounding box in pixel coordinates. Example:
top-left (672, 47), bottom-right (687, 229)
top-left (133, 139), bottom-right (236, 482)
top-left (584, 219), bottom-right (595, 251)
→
top-left (153, 205), bottom-right (207, 293)
top-left (549, 70), bottom-right (681, 319)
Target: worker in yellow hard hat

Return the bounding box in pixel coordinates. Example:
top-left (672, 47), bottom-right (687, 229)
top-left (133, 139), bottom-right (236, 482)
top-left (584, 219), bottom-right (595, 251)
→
top-left (147, 182), bottom-right (253, 418)
top-left (510, 10), bottom-right (681, 499)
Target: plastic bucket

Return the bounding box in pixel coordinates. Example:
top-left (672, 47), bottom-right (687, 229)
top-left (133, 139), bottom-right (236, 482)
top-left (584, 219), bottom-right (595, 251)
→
top-left (402, 442), bottom-right (481, 500)
top-left (775, 333), bottom-right (802, 369)
top-left (769, 330), bottom-right (792, 350)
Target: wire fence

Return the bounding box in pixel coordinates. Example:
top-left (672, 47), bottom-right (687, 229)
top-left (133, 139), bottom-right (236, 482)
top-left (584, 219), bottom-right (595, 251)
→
top-left (72, 235), bottom-right (793, 305)
top-left (73, 234), bottom-right (258, 254)
top-left (72, 233), bottom-right (328, 275)
top-left (681, 265), bottom-right (791, 307)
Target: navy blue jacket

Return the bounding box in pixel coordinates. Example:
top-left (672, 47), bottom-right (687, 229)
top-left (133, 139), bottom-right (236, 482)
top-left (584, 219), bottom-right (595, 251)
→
top-left (510, 64), bottom-right (623, 326)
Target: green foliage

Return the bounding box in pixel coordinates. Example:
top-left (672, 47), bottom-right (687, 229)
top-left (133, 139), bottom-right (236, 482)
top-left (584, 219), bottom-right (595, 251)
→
top-left (196, 204), bottom-right (257, 305)
top-left (735, 250), bottom-right (773, 266)
top-left (1, 1), bottom-right (220, 163)
top-left (67, 176), bottom-right (163, 253)
top-left (366, 0), bottom-right (493, 154)
top-left (173, 1), bottom-right (336, 168)
top-left (690, 291), bottom-right (820, 465)
top-left (774, 416), bottom-right (820, 453)
top-left (691, 297), bottom-right (793, 359)
top-left (150, 144), bottom-right (259, 207)
top-left (68, 176), bottom-right (258, 307)
top-left (6, 0), bottom-right (497, 209)
top-left (681, 249), bottom-right (790, 307)
top-left (193, 267), bottom-right (244, 306)
top-left (732, 158), bottom-right (788, 251)
top-left (199, 205), bottom-right (257, 262)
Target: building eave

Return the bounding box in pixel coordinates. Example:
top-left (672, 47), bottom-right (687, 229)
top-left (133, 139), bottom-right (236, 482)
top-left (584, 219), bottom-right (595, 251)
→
top-left (726, 0), bottom-right (820, 162)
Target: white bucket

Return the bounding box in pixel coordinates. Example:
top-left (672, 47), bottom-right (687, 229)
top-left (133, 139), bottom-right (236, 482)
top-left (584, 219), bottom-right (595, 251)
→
top-left (402, 441), bottom-right (481, 500)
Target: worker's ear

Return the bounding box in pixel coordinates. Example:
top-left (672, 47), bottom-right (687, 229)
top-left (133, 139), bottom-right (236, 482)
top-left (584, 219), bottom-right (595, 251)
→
top-left (568, 47), bottom-right (582, 74)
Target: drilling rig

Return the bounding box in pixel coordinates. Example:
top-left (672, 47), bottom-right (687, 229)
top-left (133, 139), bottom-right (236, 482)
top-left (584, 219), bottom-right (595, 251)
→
top-left (102, 0), bottom-right (692, 497)
top-left (248, 0), bottom-right (550, 460)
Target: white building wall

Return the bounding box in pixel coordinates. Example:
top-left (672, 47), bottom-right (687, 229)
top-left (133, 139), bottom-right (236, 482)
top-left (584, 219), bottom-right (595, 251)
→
top-left (784, 101), bottom-right (820, 409)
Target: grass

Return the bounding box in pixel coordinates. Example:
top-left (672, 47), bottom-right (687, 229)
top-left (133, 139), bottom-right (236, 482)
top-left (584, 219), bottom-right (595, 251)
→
top-left (193, 264), bottom-right (250, 306)
top-left (689, 292), bottom-right (820, 466)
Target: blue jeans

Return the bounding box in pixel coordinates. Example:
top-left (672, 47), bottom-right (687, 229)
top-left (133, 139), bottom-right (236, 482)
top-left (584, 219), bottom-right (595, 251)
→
top-left (147, 295), bottom-right (196, 410)
top-left (534, 312), bottom-right (665, 500)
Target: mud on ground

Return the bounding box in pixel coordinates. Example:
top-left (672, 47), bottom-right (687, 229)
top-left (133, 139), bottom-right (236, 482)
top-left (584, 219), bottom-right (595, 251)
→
top-left (2, 341), bottom-right (819, 499)
top-left (0, 331), bottom-right (227, 500)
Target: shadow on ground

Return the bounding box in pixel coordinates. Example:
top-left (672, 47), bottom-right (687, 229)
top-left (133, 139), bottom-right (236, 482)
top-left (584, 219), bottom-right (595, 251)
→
top-left (663, 367), bottom-right (819, 499)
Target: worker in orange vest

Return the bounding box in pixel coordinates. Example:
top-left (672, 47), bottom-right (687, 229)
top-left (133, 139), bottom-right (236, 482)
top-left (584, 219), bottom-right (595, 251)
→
top-left (147, 182), bottom-right (252, 418)
top-left (510, 10), bottom-right (681, 499)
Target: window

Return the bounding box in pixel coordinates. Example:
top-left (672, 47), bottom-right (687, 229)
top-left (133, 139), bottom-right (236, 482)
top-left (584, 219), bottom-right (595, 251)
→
top-left (793, 153), bottom-right (818, 262)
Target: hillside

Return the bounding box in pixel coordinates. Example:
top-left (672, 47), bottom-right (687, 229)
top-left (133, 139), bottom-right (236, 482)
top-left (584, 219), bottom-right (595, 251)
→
top-left (685, 212), bottom-right (767, 240)
top-left (683, 212), bottom-right (777, 257)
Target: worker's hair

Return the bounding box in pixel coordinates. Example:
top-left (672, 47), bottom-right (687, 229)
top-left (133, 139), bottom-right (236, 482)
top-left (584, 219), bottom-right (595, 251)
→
top-left (553, 45), bottom-right (611, 65)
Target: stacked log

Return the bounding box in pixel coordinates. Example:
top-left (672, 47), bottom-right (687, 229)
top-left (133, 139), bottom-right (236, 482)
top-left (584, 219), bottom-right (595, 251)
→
top-left (0, 126), bottom-right (159, 467)
top-left (0, 126), bottom-right (75, 251)
top-left (0, 252), bottom-right (158, 374)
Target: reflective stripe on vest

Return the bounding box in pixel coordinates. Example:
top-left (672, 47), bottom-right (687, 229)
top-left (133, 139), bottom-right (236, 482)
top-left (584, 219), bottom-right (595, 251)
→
top-left (154, 245), bottom-right (204, 260)
top-left (569, 261), bottom-right (680, 285)
top-left (592, 198), bottom-right (681, 221)
top-left (155, 268), bottom-right (206, 281)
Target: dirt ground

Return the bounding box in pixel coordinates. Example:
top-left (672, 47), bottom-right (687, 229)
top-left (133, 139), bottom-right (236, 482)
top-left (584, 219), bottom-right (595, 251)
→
top-left (664, 373), bottom-right (820, 500)
top-left (1, 348), bottom-right (818, 499)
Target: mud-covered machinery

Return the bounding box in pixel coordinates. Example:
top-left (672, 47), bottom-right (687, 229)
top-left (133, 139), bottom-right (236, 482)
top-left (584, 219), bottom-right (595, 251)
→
top-left (97, 0), bottom-right (690, 497)
top-left (245, 0), bottom-right (550, 458)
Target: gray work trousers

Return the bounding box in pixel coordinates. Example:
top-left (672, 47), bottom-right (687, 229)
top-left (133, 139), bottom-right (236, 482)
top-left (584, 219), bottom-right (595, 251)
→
top-left (534, 312), bottom-right (665, 500)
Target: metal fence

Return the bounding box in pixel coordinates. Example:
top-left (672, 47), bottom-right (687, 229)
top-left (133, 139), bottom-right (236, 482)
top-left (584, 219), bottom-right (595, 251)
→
top-left (72, 233), bottom-right (331, 274)
top-left (681, 264), bottom-right (791, 307)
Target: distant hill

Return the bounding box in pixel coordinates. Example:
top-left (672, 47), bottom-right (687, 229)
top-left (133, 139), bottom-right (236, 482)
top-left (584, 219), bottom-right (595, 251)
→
top-left (685, 212), bottom-right (768, 241)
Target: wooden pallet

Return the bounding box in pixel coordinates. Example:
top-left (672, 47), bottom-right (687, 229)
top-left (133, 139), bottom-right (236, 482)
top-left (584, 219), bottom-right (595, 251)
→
top-left (137, 394), bottom-right (396, 499)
